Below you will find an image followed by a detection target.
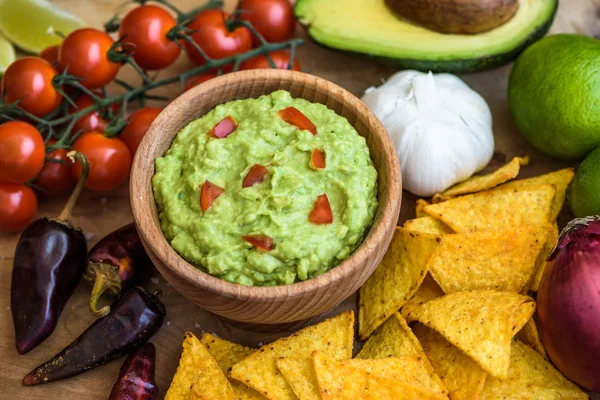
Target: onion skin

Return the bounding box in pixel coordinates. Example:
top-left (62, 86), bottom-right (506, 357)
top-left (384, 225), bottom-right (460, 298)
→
top-left (537, 216), bottom-right (600, 391)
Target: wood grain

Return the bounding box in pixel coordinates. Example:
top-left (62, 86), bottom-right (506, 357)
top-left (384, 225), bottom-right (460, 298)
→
top-left (131, 69), bottom-right (402, 324)
top-left (1, 0), bottom-right (599, 398)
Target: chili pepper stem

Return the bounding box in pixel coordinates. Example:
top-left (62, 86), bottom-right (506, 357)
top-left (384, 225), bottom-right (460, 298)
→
top-left (57, 151), bottom-right (90, 223)
top-left (86, 263), bottom-right (122, 318)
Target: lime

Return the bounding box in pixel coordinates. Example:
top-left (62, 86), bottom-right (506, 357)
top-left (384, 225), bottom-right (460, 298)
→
top-left (508, 34), bottom-right (600, 160)
top-left (0, 32), bottom-right (16, 75)
top-left (568, 146), bottom-right (600, 217)
top-left (0, 0), bottom-right (86, 54)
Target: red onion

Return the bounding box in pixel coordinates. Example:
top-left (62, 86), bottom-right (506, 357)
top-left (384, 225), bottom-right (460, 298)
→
top-left (538, 216), bottom-right (600, 391)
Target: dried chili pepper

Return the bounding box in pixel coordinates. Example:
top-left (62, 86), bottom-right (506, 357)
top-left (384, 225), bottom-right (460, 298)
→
top-left (108, 342), bottom-right (158, 400)
top-left (11, 151), bottom-right (89, 355)
top-left (84, 222), bottom-right (152, 318)
top-left (22, 287), bottom-right (166, 386)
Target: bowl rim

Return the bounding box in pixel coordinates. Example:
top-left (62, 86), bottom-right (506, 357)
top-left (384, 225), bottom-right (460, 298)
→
top-left (131, 69), bottom-right (401, 301)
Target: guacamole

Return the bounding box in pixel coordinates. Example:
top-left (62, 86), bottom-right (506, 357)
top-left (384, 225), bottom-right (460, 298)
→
top-left (153, 90), bottom-right (378, 286)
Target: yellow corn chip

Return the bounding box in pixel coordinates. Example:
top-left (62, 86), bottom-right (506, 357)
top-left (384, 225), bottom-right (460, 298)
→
top-left (229, 311), bottom-right (354, 400)
top-left (312, 351), bottom-right (447, 400)
top-left (428, 225), bottom-right (549, 294)
top-left (480, 340), bottom-right (587, 400)
top-left (413, 323), bottom-right (488, 400)
top-left (501, 168), bottom-right (575, 220)
top-left (356, 313), bottom-right (448, 397)
top-left (166, 332), bottom-right (235, 400)
top-left (201, 334), bottom-right (266, 400)
top-left (433, 156), bottom-right (529, 202)
top-left (416, 198), bottom-right (431, 217)
top-left (401, 274), bottom-right (445, 320)
top-left (515, 318), bottom-right (547, 359)
top-left (359, 227), bottom-right (443, 340)
top-left (276, 358), bottom-right (320, 400)
top-left (424, 185), bottom-right (556, 233)
top-left (406, 291), bottom-right (536, 379)
top-left (525, 223), bottom-right (559, 293)
top-left (404, 216), bottom-right (454, 235)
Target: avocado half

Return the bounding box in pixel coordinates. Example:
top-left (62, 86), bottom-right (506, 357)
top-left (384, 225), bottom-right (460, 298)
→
top-left (295, 0), bottom-right (558, 73)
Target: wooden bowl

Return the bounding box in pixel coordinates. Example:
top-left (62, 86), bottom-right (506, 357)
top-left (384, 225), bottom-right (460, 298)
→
top-left (130, 69), bottom-right (402, 324)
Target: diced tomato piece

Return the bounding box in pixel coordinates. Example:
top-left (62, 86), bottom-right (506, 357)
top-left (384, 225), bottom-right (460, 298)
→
top-left (311, 149), bottom-right (326, 169)
top-left (200, 180), bottom-right (224, 212)
top-left (209, 116), bottom-right (237, 138)
top-left (242, 164), bottom-right (268, 188)
top-left (309, 194), bottom-right (333, 225)
top-left (278, 107), bottom-right (317, 135)
top-left (242, 234), bottom-right (275, 251)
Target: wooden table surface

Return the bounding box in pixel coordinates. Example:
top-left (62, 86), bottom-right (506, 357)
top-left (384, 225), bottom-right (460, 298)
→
top-left (1, 0), bottom-right (598, 398)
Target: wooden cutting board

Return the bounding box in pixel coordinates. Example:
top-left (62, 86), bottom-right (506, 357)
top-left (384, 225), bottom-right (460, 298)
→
top-left (1, 0), bottom-right (598, 398)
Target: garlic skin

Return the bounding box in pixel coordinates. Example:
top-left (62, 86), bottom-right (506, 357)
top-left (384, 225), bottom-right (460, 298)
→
top-left (362, 70), bottom-right (494, 197)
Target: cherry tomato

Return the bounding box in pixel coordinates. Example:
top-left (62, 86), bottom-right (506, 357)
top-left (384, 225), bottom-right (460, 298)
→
top-left (184, 72), bottom-right (218, 91)
top-left (71, 132), bottom-right (132, 192)
top-left (119, 5), bottom-right (181, 70)
top-left (59, 28), bottom-right (120, 89)
top-left (39, 45), bottom-right (60, 67)
top-left (69, 94), bottom-right (110, 134)
top-left (34, 141), bottom-right (75, 196)
top-left (1, 57), bottom-right (62, 117)
top-left (120, 107), bottom-right (161, 155)
top-left (0, 121), bottom-right (45, 183)
top-left (185, 9), bottom-right (252, 65)
top-left (0, 183), bottom-right (38, 233)
top-left (240, 50), bottom-right (300, 71)
top-left (239, 0), bottom-right (295, 43)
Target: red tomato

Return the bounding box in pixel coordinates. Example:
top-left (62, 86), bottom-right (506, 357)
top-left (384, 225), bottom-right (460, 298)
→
top-left (39, 45), bottom-right (60, 67)
top-left (184, 72), bottom-right (218, 91)
top-left (0, 121), bottom-right (45, 183)
top-left (240, 50), bottom-right (300, 71)
top-left (0, 183), bottom-right (38, 233)
top-left (34, 141), bottom-right (75, 196)
top-left (119, 5), bottom-right (181, 70)
top-left (59, 28), bottom-right (120, 89)
top-left (69, 94), bottom-right (111, 134)
top-left (185, 9), bottom-right (252, 65)
top-left (242, 234), bottom-right (274, 251)
top-left (200, 180), bottom-right (224, 212)
top-left (242, 164), bottom-right (268, 188)
top-left (239, 0), bottom-right (295, 43)
top-left (311, 148), bottom-right (325, 169)
top-left (278, 106), bottom-right (317, 135)
top-left (309, 193), bottom-right (333, 225)
top-left (71, 132), bottom-right (132, 192)
top-left (209, 116), bottom-right (237, 139)
top-left (1, 57), bottom-right (62, 117)
top-left (120, 107), bottom-right (162, 155)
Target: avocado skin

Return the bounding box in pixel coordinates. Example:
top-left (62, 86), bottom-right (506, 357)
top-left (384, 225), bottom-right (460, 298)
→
top-left (296, 0), bottom-right (558, 74)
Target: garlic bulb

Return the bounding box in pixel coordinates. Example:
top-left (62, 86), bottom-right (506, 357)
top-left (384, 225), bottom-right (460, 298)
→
top-left (362, 70), bottom-right (494, 197)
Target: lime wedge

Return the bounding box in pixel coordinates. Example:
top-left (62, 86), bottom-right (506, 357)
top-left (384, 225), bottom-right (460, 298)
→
top-left (0, 0), bottom-right (86, 54)
top-left (0, 32), bottom-right (16, 75)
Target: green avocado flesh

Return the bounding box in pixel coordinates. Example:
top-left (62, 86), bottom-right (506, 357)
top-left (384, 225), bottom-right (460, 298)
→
top-left (153, 91), bottom-right (378, 286)
top-left (295, 0), bottom-right (558, 73)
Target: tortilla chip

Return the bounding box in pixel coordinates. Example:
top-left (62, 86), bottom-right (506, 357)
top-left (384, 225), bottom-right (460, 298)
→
top-left (404, 216), bottom-right (454, 235)
top-left (276, 358), bottom-right (320, 400)
top-left (356, 313), bottom-right (448, 396)
top-left (312, 351), bottom-right (447, 400)
top-left (480, 340), bottom-right (587, 400)
top-left (359, 227), bottom-right (443, 340)
top-left (423, 185), bottom-right (556, 233)
top-left (434, 156), bottom-right (529, 202)
top-left (201, 334), bottom-right (266, 400)
top-left (428, 225), bottom-right (549, 294)
top-left (406, 291), bottom-right (536, 379)
top-left (229, 311), bottom-right (354, 400)
top-left (166, 332), bottom-right (235, 400)
top-left (401, 274), bottom-right (445, 319)
top-left (413, 323), bottom-right (488, 400)
top-left (515, 318), bottom-right (547, 359)
top-left (525, 223), bottom-right (559, 293)
top-left (501, 168), bottom-right (575, 220)
top-left (416, 198), bottom-right (431, 218)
